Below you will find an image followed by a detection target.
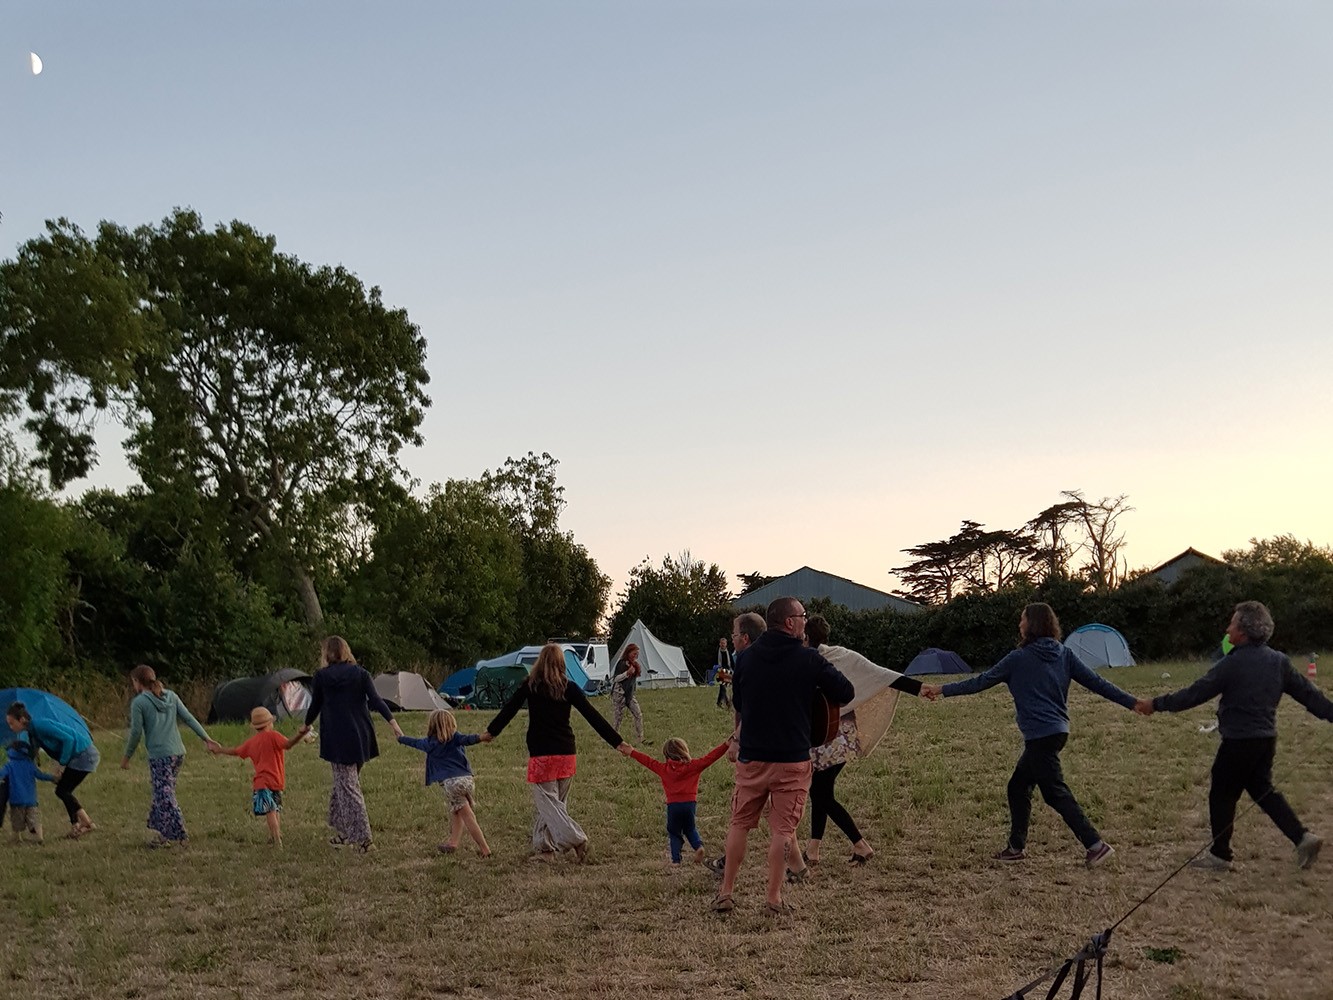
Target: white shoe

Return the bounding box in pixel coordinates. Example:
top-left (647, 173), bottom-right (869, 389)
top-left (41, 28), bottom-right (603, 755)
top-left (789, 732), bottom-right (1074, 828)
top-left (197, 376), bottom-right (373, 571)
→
top-left (1188, 852), bottom-right (1232, 872)
top-left (1297, 833), bottom-right (1322, 869)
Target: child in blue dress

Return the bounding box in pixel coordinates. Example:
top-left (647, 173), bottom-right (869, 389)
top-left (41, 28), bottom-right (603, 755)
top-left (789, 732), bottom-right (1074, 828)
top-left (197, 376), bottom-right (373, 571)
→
top-left (398, 709), bottom-right (491, 857)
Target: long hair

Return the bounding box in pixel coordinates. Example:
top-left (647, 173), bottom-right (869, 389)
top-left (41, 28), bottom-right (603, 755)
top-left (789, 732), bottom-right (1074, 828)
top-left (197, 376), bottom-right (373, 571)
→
top-left (321, 635), bottom-right (354, 666)
top-left (529, 643), bottom-right (569, 700)
top-left (426, 709), bottom-right (457, 742)
top-left (662, 737), bottom-right (691, 762)
top-left (620, 644), bottom-right (642, 677)
top-left (130, 664), bottom-right (165, 697)
top-left (1019, 603), bottom-right (1062, 647)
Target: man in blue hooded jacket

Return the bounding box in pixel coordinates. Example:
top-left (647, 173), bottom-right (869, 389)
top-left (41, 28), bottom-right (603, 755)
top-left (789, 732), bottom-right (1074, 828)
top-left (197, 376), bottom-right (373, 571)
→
top-left (923, 602), bottom-right (1140, 867)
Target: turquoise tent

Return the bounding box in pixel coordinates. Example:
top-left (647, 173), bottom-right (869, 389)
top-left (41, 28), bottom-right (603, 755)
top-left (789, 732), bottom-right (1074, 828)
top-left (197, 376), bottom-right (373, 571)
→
top-left (466, 648), bottom-right (596, 709)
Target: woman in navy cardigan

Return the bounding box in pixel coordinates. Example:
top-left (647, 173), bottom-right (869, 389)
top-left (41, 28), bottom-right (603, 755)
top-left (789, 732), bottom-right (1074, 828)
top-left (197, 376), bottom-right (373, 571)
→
top-left (305, 636), bottom-right (403, 851)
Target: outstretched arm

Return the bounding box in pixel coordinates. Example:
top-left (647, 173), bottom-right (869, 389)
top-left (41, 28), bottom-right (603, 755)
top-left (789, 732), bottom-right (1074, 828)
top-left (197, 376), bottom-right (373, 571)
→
top-left (1069, 656), bottom-right (1138, 710)
top-left (487, 683), bottom-right (529, 739)
top-left (571, 686), bottom-right (627, 749)
top-left (1153, 662), bottom-right (1226, 714)
top-left (941, 653), bottom-right (1016, 699)
top-left (283, 725), bottom-right (311, 751)
top-left (1283, 662), bottom-right (1333, 722)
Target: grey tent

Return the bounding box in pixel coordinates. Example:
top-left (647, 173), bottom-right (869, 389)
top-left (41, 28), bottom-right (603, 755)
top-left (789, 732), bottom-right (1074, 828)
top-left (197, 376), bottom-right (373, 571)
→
top-left (1066, 624), bottom-right (1135, 668)
top-left (208, 668), bottom-right (313, 724)
top-left (904, 648), bottom-right (971, 676)
top-left (373, 672), bottom-right (451, 712)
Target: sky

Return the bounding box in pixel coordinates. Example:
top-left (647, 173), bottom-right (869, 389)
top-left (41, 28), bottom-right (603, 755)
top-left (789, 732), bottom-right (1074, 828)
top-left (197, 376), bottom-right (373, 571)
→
top-left (3, 2), bottom-right (1331, 602)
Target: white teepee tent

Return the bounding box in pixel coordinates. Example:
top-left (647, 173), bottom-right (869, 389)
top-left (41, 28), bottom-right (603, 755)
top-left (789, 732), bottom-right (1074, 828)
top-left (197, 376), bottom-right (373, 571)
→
top-left (610, 621), bottom-right (696, 689)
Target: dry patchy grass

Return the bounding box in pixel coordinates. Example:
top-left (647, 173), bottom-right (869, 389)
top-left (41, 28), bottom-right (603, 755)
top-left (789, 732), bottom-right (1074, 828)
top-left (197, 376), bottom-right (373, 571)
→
top-left (4, 662), bottom-right (1333, 999)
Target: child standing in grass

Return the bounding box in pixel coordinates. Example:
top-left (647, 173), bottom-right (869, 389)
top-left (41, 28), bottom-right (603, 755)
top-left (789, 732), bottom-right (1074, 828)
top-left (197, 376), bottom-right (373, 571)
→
top-left (212, 708), bottom-right (309, 846)
top-left (2, 741), bottom-right (55, 844)
top-left (398, 709), bottom-right (491, 857)
top-left (620, 736), bottom-right (730, 866)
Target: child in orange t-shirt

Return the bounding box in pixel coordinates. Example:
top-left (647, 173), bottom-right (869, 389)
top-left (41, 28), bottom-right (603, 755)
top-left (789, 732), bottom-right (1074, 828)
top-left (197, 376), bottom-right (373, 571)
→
top-left (212, 708), bottom-right (309, 846)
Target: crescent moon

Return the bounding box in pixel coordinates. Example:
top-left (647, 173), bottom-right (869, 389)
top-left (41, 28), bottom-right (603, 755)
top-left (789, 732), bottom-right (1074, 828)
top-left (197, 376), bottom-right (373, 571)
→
top-left (30, 52), bottom-right (43, 75)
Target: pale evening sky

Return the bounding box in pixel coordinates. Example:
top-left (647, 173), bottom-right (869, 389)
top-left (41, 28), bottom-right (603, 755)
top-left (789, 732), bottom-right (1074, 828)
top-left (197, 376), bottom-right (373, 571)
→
top-left (3, 2), bottom-right (1330, 603)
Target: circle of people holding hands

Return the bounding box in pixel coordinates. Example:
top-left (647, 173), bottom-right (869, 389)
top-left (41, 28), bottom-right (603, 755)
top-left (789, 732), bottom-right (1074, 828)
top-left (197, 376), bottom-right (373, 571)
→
top-left (3, 597), bottom-right (1328, 914)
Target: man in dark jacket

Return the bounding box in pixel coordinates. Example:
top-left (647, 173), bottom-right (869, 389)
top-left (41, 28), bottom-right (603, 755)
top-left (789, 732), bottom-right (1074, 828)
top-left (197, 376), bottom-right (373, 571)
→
top-left (1137, 600), bottom-right (1331, 871)
top-left (712, 598), bottom-right (854, 914)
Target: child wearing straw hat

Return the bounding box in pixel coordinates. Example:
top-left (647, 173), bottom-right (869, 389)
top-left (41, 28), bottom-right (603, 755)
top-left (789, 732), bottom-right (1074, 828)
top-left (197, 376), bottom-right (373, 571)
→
top-left (212, 708), bottom-right (310, 846)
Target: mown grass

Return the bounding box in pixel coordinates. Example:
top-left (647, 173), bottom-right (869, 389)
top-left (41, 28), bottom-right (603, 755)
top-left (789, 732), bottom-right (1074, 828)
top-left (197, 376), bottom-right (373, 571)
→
top-left (4, 661), bottom-right (1333, 999)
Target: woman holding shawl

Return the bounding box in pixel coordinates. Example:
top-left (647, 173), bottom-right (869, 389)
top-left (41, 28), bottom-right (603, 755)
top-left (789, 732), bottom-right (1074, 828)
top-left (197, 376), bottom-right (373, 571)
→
top-left (798, 615), bottom-right (924, 864)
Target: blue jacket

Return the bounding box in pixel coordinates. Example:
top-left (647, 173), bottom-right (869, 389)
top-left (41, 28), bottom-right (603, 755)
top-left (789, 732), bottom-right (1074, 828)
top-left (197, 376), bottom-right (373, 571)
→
top-left (397, 733), bottom-right (481, 784)
top-left (25, 717), bottom-right (93, 767)
top-left (1, 747), bottom-right (55, 807)
top-left (942, 637), bottom-right (1136, 740)
top-left (305, 662), bottom-right (395, 766)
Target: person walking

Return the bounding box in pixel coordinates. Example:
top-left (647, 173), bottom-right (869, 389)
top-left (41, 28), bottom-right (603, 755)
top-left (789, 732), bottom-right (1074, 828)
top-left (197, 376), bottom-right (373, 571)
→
top-left (715, 638), bottom-right (733, 710)
top-left (1136, 600), bottom-right (1331, 871)
top-left (713, 598), bottom-right (854, 915)
top-left (610, 644), bottom-right (645, 744)
top-left (5, 700), bottom-right (100, 839)
top-left (304, 635), bottom-right (403, 852)
top-left (120, 665), bottom-right (220, 847)
top-left (486, 643), bottom-right (628, 862)
top-left (921, 603), bottom-right (1139, 868)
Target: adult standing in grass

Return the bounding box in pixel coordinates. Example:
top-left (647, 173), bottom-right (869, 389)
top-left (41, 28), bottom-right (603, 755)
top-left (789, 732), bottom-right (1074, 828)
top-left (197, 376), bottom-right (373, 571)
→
top-left (920, 603), bottom-right (1137, 868)
top-left (1136, 600), bottom-right (1331, 871)
top-left (798, 614), bottom-right (925, 865)
top-left (610, 644), bottom-right (645, 744)
top-left (485, 643), bottom-right (629, 863)
top-left (305, 635), bottom-right (403, 852)
top-left (714, 598), bottom-right (854, 914)
top-left (5, 701), bottom-right (101, 839)
top-left (120, 665), bottom-right (221, 847)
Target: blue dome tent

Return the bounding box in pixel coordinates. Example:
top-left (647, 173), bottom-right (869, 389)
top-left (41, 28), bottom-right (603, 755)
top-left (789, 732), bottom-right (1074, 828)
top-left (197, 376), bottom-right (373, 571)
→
top-left (1066, 624), bottom-right (1135, 668)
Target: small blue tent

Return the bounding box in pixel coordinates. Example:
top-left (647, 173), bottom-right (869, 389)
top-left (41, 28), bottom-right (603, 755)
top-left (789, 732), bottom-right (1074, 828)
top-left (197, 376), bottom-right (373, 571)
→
top-left (904, 649), bottom-right (971, 676)
top-left (1067, 624), bottom-right (1135, 668)
top-left (440, 668), bottom-right (477, 698)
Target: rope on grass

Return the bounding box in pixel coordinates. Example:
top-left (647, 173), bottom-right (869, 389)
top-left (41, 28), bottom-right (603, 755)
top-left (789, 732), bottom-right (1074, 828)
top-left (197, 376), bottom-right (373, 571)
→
top-left (998, 715), bottom-right (1333, 999)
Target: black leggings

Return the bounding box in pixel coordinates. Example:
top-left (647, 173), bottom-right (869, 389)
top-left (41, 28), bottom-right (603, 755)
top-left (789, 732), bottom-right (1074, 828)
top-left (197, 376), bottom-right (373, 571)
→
top-left (809, 762), bottom-right (862, 843)
top-left (55, 767), bottom-right (91, 824)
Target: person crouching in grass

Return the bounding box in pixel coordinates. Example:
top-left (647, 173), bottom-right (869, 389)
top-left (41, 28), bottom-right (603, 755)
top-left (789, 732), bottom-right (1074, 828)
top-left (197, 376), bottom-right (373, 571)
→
top-left (620, 736), bottom-right (730, 866)
top-left (397, 709), bottom-right (491, 858)
top-left (212, 708), bottom-right (309, 846)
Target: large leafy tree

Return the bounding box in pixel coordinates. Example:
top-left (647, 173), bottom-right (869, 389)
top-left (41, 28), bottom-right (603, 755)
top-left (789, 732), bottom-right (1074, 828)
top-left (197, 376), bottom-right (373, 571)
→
top-left (0, 210), bottom-right (430, 626)
top-left (609, 551), bottom-right (732, 676)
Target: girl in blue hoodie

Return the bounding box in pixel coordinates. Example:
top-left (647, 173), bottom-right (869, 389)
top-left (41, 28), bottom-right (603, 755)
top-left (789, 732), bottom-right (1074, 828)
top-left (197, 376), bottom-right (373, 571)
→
top-left (922, 603), bottom-right (1140, 868)
top-left (398, 708), bottom-right (490, 857)
top-left (120, 665), bottom-right (220, 846)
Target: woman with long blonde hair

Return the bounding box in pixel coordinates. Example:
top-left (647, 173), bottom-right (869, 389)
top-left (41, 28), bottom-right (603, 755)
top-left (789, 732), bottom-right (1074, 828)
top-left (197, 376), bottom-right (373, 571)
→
top-left (485, 643), bottom-right (627, 862)
top-left (304, 635), bottom-right (403, 852)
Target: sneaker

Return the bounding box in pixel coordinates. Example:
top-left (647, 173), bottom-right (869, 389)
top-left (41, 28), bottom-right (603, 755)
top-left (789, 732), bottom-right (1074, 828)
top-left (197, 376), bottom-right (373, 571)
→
top-left (1296, 833), bottom-right (1322, 869)
top-left (993, 846), bottom-right (1027, 862)
top-left (1188, 852), bottom-right (1233, 872)
top-left (704, 855), bottom-right (727, 876)
top-left (1085, 842), bottom-right (1115, 868)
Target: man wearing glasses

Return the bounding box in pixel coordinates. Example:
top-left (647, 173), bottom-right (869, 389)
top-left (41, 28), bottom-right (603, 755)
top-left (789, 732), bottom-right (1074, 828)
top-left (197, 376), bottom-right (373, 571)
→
top-left (712, 597), bottom-right (853, 914)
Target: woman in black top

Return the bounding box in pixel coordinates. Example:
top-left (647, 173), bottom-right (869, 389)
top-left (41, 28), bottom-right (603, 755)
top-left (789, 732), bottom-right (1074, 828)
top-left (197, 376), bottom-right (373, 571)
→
top-left (486, 644), bottom-right (626, 862)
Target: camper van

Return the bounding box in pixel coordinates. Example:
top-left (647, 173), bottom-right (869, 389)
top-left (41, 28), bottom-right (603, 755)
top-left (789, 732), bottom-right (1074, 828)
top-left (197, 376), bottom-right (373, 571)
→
top-left (516, 640), bottom-right (613, 691)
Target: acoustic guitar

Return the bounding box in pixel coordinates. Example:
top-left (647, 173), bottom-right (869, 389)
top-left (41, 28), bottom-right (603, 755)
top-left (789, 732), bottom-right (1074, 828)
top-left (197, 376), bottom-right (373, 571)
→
top-left (810, 691), bottom-right (842, 747)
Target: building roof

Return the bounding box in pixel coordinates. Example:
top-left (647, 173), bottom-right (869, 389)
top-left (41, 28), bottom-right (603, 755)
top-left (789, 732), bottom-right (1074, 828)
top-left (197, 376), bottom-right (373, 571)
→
top-left (1147, 547), bottom-right (1225, 577)
top-left (733, 566), bottom-right (923, 615)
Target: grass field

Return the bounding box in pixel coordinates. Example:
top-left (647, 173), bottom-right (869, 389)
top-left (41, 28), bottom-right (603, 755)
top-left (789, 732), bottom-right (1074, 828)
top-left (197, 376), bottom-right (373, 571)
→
top-left (4, 660), bottom-right (1333, 999)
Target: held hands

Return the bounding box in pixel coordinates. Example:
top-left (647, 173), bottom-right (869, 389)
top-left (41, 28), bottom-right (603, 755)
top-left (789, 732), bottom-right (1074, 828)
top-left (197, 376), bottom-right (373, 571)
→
top-left (119, 757), bottom-right (131, 770)
top-left (204, 739), bottom-right (222, 753)
top-left (297, 724), bottom-right (312, 738)
top-left (616, 743), bottom-right (633, 756)
top-left (389, 720), bottom-right (405, 739)
top-left (919, 685), bottom-right (942, 702)
top-left (1133, 698), bottom-right (1155, 717)
top-left (478, 732), bottom-right (494, 743)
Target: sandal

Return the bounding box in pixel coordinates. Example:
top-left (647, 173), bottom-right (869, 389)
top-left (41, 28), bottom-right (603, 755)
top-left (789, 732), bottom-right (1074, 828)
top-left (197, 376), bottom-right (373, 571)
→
top-left (786, 866), bottom-right (809, 884)
top-left (437, 843), bottom-right (457, 854)
top-left (802, 850), bottom-right (818, 867)
top-left (766, 899), bottom-right (798, 913)
top-left (848, 851), bottom-right (874, 865)
top-left (710, 894), bottom-right (735, 913)
top-left (329, 835), bottom-right (349, 847)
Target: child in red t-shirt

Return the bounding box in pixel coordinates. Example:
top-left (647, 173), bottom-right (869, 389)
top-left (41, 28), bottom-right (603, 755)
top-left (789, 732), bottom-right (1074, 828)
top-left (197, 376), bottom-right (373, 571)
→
top-left (212, 707), bottom-right (309, 846)
top-left (620, 736), bottom-right (729, 865)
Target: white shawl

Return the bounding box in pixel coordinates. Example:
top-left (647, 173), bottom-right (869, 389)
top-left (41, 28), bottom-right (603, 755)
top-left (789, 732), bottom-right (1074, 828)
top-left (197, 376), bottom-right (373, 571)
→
top-left (818, 643), bottom-right (908, 759)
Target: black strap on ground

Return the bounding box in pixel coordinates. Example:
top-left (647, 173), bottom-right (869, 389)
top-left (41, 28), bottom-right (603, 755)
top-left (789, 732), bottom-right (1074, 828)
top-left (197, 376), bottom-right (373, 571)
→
top-left (1003, 930), bottom-right (1111, 1000)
